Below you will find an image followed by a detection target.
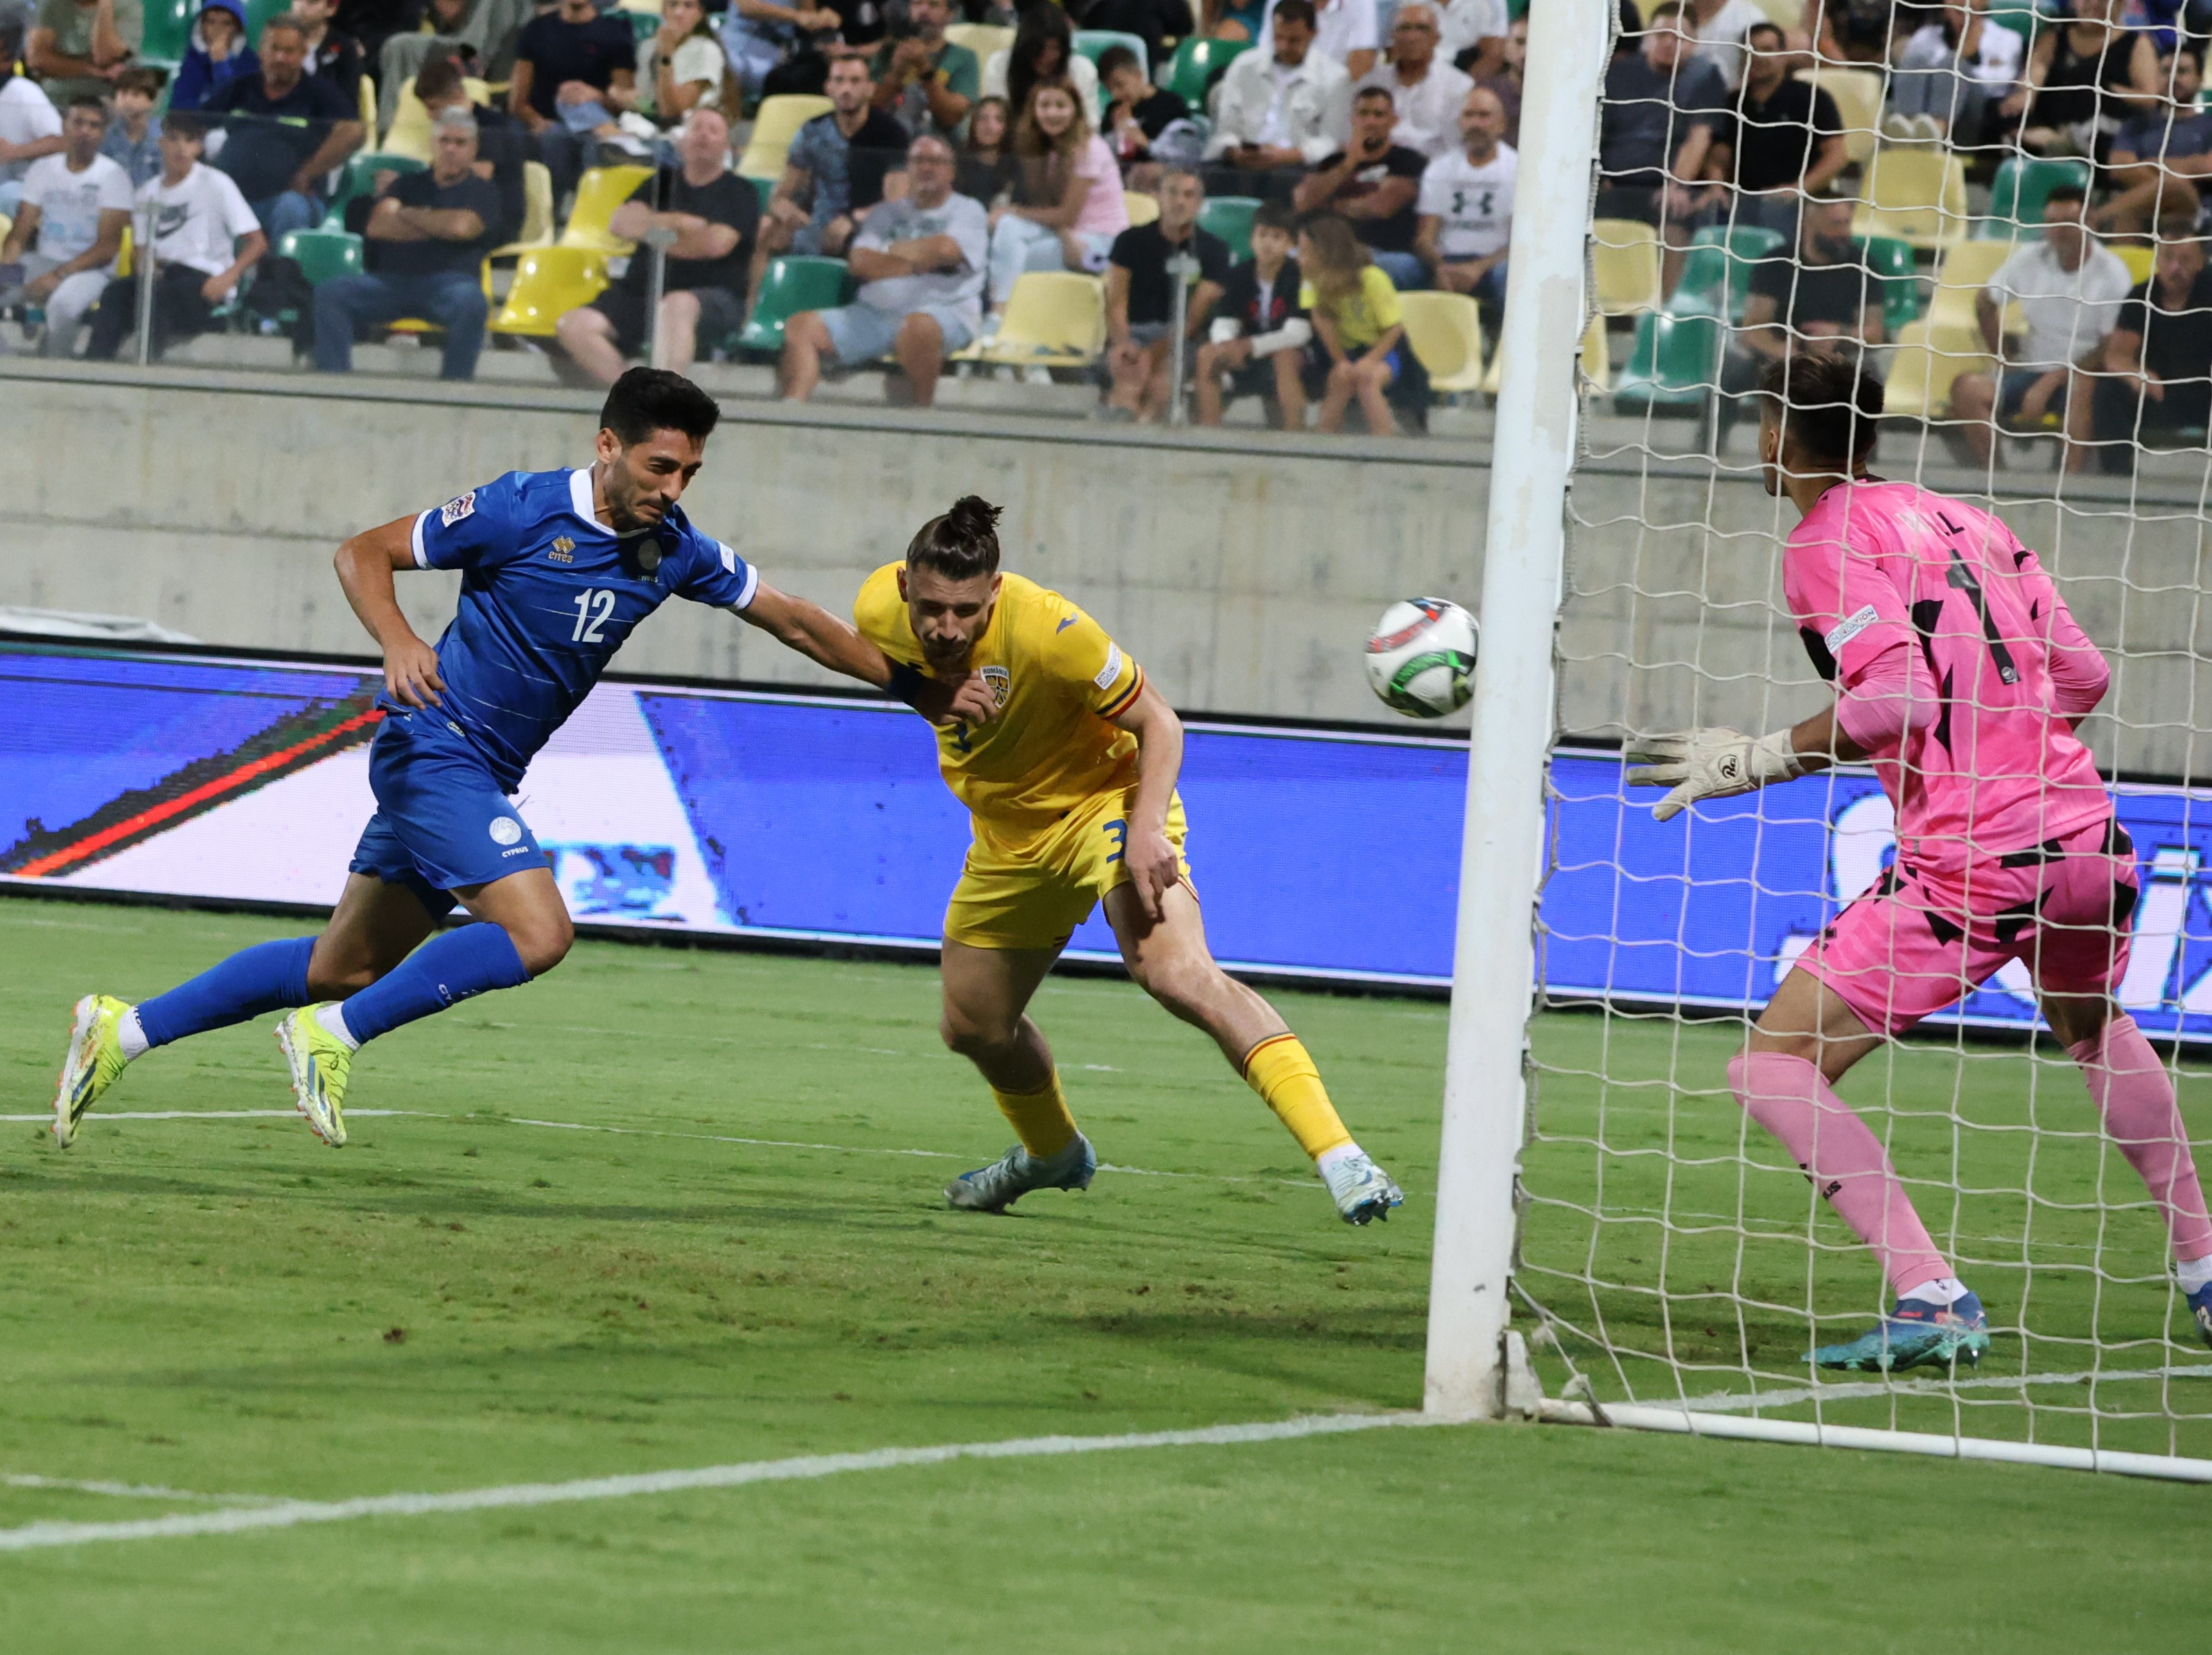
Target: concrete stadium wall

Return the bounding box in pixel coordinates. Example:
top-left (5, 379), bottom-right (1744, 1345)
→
top-left (6, 360), bottom-right (2207, 776)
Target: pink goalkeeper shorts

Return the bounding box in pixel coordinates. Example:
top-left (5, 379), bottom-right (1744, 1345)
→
top-left (1796, 816), bottom-right (2140, 1037)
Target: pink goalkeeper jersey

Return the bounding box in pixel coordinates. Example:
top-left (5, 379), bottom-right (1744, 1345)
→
top-left (1783, 480), bottom-right (2112, 873)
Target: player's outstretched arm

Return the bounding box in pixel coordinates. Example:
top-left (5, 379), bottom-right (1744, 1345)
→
top-left (1624, 717), bottom-right (1847, 823)
top-left (735, 581), bottom-right (999, 727)
top-left (1108, 681), bottom-right (1186, 920)
top-left (335, 514), bottom-right (446, 708)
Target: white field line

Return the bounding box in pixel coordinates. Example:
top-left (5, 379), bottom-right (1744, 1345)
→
top-left (0, 1110), bottom-right (1321, 1191)
top-left (3, 1475), bottom-right (280, 1507)
top-left (0, 1412), bottom-right (1443, 1554)
top-left (1671, 1361), bottom-right (2212, 1417)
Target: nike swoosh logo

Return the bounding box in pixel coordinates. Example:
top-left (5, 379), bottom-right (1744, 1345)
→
top-left (1056, 616), bottom-right (1076, 633)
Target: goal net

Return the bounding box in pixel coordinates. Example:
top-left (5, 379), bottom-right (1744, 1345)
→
top-left (1443, 0), bottom-right (2212, 1476)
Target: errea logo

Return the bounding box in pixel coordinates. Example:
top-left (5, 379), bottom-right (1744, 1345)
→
top-left (549, 536), bottom-right (576, 563)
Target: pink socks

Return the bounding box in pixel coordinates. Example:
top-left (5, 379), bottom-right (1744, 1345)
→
top-left (2068, 1016), bottom-right (2212, 1266)
top-left (1730, 1051), bottom-right (1952, 1297)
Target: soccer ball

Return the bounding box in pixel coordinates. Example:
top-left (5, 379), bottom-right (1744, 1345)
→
top-left (1365, 597), bottom-right (1478, 719)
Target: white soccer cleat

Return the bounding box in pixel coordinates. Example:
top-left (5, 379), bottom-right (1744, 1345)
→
top-left (1322, 1150), bottom-right (1404, 1225)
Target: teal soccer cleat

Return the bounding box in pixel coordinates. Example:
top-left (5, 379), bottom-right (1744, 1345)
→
top-left (1812, 1292), bottom-right (1990, 1373)
top-left (945, 1134), bottom-right (1097, 1213)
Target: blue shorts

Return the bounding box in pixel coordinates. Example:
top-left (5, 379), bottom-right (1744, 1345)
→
top-left (349, 711), bottom-right (547, 915)
top-left (817, 300), bottom-right (976, 365)
top-left (1999, 365), bottom-right (2071, 419)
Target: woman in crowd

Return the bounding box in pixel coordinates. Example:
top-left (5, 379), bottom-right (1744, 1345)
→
top-left (638, 0), bottom-right (732, 128)
top-left (983, 5), bottom-right (1101, 129)
top-left (1999, 0), bottom-right (2161, 160)
top-left (1299, 211), bottom-right (1423, 435)
top-left (958, 94), bottom-right (1020, 205)
top-left (985, 77), bottom-right (1129, 323)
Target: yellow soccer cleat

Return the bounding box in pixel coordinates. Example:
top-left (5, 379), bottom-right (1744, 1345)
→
top-left (54, 994), bottom-right (132, 1148)
top-left (276, 1005), bottom-right (352, 1148)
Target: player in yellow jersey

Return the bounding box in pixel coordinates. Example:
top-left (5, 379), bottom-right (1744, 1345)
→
top-left (854, 497), bottom-right (1404, 1224)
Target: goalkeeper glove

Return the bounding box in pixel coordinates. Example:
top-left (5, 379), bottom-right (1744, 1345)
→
top-left (1624, 727), bottom-right (1808, 822)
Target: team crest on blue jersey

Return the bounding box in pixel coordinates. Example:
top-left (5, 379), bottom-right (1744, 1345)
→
top-left (549, 536), bottom-right (575, 563)
top-left (441, 491), bottom-right (476, 526)
top-left (982, 666), bottom-right (1011, 706)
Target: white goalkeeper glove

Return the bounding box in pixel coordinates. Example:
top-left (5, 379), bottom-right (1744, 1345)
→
top-left (1623, 727), bottom-right (1808, 822)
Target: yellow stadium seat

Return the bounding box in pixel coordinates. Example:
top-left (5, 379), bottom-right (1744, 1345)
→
top-left (1884, 317), bottom-right (1993, 420)
top-left (1591, 217), bottom-right (1661, 315)
top-left (619, 0), bottom-right (661, 10)
top-left (359, 69), bottom-right (378, 143)
top-left (1398, 290), bottom-right (1484, 394)
top-left (559, 164), bottom-right (656, 250)
top-left (2114, 242), bottom-right (2155, 284)
top-left (1807, 67), bottom-right (1882, 165)
top-left (491, 246), bottom-right (610, 335)
top-left (953, 272), bottom-right (1105, 367)
top-left (488, 161), bottom-right (556, 259)
top-left (945, 24), bottom-right (1014, 62)
top-left (738, 95), bottom-right (833, 183)
top-left (1124, 189), bottom-right (1159, 226)
top-left (383, 75), bottom-right (493, 164)
top-left (1750, 0), bottom-right (1797, 21)
top-left (115, 223), bottom-right (132, 278)
top-left (1477, 311), bottom-right (1608, 396)
top-left (1917, 238), bottom-right (2017, 352)
top-left (1853, 146), bottom-right (1969, 252)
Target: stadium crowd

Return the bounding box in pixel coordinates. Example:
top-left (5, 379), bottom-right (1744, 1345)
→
top-left (0, 0), bottom-right (2203, 454)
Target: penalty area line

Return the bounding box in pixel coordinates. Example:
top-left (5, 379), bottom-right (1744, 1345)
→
top-left (0, 1412), bottom-right (1443, 1553)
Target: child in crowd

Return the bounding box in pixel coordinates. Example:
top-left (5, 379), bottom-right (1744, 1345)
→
top-left (1195, 198), bottom-right (1310, 428)
top-left (1098, 43), bottom-right (1189, 185)
top-left (958, 94), bottom-right (1019, 207)
top-left (984, 76), bottom-right (1130, 324)
top-left (170, 0), bottom-right (258, 112)
top-left (101, 64), bottom-right (168, 187)
top-left (1299, 209), bottom-right (1423, 435)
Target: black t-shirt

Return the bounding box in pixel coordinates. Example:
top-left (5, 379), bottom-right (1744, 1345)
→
top-left (824, 0), bottom-right (888, 51)
top-left (2116, 270), bottom-right (2212, 383)
top-left (956, 150), bottom-right (1018, 206)
top-left (471, 105), bottom-right (531, 245)
top-left (1312, 142), bottom-right (1427, 253)
top-left (616, 167), bottom-right (760, 295)
top-left (845, 107), bottom-right (913, 215)
top-left (1218, 254), bottom-right (1304, 335)
top-left (1599, 53), bottom-right (1729, 187)
top-left (208, 72), bottom-right (356, 203)
top-left (1748, 240), bottom-right (1873, 331)
top-left (374, 169), bottom-right (503, 277)
top-left (306, 30), bottom-right (365, 104)
top-left (1719, 78), bottom-right (1841, 195)
top-left (1108, 220), bottom-right (1232, 326)
top-left (1073, 0), bottom-right (1193, 62)
top-left (514, 12), bottom-right (638, 119)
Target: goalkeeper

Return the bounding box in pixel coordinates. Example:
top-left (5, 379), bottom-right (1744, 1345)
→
top-left (1628, 352), bottom-right (2212, 1372)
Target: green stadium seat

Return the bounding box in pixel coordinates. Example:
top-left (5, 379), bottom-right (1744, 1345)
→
top-left (276, 227), bottom-right (364, 285)
top-left (243, 0), bottom-right (294, 39)
top-left (1163, 36), bottom-right (1249, 110)
top-left (629, 10), bottom-right (658, 44)
top-left (320, 152), bottom-right (428, 231)
top-left (1199, 195), bottom-right (1258, 263)
top-left (141, 0), bottom-right (195, 61)
top-left (737, 255), bottom-right (850, 355)
top-left (1613, 310), bottom-right (1723, 412)
top-left (1862, 234), bottom-right (1922, 336)
top-left (1073, 29), bottom-right (1148, 81)
top-left (1673, 225), bottom-right (1784, 321)
top-left (1981, 157), bottom-right (2094, 239)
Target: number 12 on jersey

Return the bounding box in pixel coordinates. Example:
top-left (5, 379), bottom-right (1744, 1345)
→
top-left (571, 589), bottom-right (615, 643)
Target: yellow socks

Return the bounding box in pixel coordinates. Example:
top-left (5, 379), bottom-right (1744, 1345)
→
top-left (992, 1070), bottom-right (1080, 1159)
top-left (1242, 1033), bottom-right (1353, 1160)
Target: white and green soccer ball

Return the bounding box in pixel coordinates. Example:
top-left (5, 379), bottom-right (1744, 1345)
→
top-left (1365, 597), bottom-right (1478, 719)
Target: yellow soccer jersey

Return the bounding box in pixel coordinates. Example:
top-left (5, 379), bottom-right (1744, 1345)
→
top-left (854, 564), bottom-right (1147, 847)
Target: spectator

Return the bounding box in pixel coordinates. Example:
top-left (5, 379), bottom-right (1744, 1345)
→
top-left (556, 108), bottom-right (754, 383)
top-left (206, 13), bottom-right (364, 238)
top-left (1204, 0), bottom-right (1351, 202)
top-left (1294, 85), bottom-right (1428, 288)
top-left (1437, 0), bottom-right (1506, 76)
top-left (1298, 208), bottom-right (1420, 432)
top-left (507, 0), bottom-right (639, 206)
top-left (1195, 195), bottom-right (1309, 427)
top-left (1082, 0), bottom-right (1195, 70)
top-left (1472, 12), bottom-right (1524, 144)
top-left (1415, 83), bottom-right (1513, 326)
top-left (1806, 0), bottom-right (1895, 67)
top-left (779, 132), bottom-right (987, 408)
top-left (85, 109), bottom-right (265, 358)
top-left (1255, 0), bottom-right (1378, 80)
top-left (957, 91), bottom-right (1017, 204)
top-left (1199, 0), bottom-right (1265, 46)
top-left (2096, 43), bottom-right (2211, 233)
top-left (313, 107), bottom-right (498, 378)
top-left (985, 77), bottom-right (1127, 324)
top-left (375, 0), bottom-right (538, 132)
top-left (1949, 186), bottom-right (2135, 469)
top-left (982, 6), bottom-right (1100, 130)
top-left (1685, 0), bottom-right (1764, 89)
top-left (1098, 43), bottom-right (1190, 177)
top-left (721, 0), bottom-right (845, 105)
top-left (1356, 3), bottom-right (1472, 160)
top-left (98, 61), bottom-right (161, 185)
top-left (26, 0), bottom-right (139, 107)
top-left (336, 0), bottom-right (416, 72)
top-left (0, 94), bottom-right (127, 354)
top-left (1596, 3), bottom-right (1728, 292)
top-left (1714, 185), bottom-right (1881, 440)
top-left (870, 0), bottom-right (976, 143)
top-left (414, 50), bottom-right (527, 245)
top-left (1103, 166), bottom-right (1229, 420)
top-left (1884, 3), bottom-right (1999, 147)
top-left (751, 54), bottom-right (908, 301)
top-left (635, 0), bottom-right (726, 131)
top-left (2001, 0), bottom-right (2161, 162)
top-left (0, 19), bottom-right (64, 215)
top-left (169, 0), bottom-right (255, 113)
top-left (2074, 229), bottom-right (2212, 470)
top-left (292, 0), bottom-right (364, 105)
top-left (1705, 20), bottom-right (1846, 238)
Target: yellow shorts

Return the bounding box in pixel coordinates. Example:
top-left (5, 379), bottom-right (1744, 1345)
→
top-left (944, 790), bottom-right (1191, 952)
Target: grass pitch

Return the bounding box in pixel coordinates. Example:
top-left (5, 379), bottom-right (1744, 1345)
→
top-left (1, 896), bottom-right (2202, 1652)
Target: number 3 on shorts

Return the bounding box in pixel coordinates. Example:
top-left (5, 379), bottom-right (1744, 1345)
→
top-left (1103, 818), bottom-right (1127, 864)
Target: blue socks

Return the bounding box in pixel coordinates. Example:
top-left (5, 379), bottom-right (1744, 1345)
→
top-left (337, 922), bottom-right (531, 1047)
top-left (135, 938), bottom-right (315, 1049)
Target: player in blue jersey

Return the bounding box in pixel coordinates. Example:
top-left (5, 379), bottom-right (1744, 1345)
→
top-left (53, 369), bottom-right (995, 1148)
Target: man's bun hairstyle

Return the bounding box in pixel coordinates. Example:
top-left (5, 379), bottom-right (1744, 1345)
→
top-left (906, 496), bottom-right (1003, 579)
top-left (600, 367), bottom-right (721, 446)
top-left (1757, 350), bottom-right (1883, 469)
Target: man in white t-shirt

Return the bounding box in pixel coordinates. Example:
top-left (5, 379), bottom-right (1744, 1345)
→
top-left (1949, 186), bottom-right (2135, 469)
top-left (1415, 82), bottom-right (1516, 323)
top-left (1255, 0), bottom-right (1378, 80)
top-left (85, 110), bottom-right (266, 360)
top-left (0, 19), bottom-right (65, 214)
top-left (0, 93), bottom-right (130, 355)
top-left (1688, 0), bottom-right (1767, 89)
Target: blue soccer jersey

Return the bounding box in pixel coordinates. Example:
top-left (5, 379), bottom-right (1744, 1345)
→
top-left (401, 467), bottom-right (759, 789)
